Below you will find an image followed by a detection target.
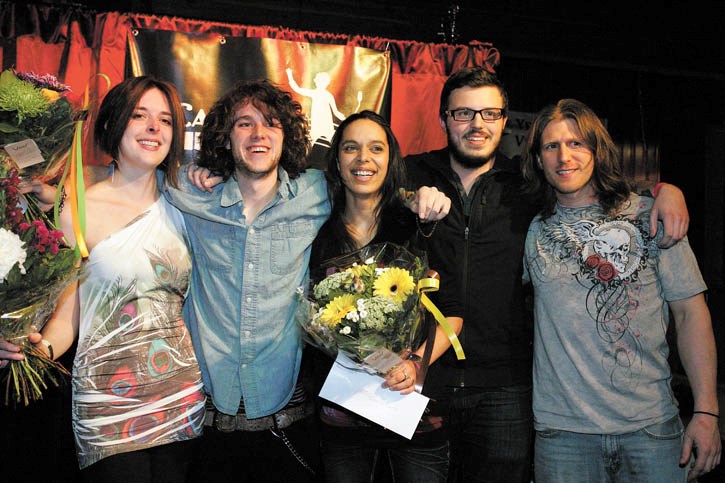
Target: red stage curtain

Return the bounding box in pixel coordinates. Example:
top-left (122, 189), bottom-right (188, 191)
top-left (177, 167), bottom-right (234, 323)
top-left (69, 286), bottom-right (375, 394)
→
top-left (1, 3), bottom-right (500, 158)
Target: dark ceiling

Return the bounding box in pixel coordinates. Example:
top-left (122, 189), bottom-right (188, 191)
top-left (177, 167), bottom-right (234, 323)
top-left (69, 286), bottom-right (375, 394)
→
top-left (54, 0), bottom-right (725, 79)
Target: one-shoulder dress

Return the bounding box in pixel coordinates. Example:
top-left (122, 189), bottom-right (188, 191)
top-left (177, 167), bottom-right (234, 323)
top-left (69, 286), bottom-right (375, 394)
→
top-left (72, 196), bottom-right (205, 469)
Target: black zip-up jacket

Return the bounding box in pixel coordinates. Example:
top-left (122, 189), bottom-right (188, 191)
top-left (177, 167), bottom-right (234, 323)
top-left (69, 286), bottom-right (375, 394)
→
top-left (405, 148), bottom-right (538, 391)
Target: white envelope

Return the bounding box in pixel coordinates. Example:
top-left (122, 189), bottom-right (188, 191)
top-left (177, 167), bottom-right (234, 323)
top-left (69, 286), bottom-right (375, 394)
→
top-left (319, 352), bottom-right (429, 439)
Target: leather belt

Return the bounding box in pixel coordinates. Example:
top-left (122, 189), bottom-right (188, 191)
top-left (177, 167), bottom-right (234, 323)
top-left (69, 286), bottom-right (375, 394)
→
top-left (204, 401), bottom-right (313, 433)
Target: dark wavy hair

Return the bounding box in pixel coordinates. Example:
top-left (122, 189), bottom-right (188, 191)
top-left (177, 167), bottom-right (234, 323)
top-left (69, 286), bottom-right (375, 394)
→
top-left (439, 66), bottom-right (509, 122)
top-left (521, 98), bottom-right (631, 219)
top-left (323, 110), bottom-right (407, 254)
top-left (197, 79), bottom-right (310, 180)
top-left (94, 76), bottom-right (185, 187)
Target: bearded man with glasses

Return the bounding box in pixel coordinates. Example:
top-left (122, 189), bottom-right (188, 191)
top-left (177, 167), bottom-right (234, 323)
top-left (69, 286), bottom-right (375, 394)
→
top-left (404, 67), bottom-right (690, 482)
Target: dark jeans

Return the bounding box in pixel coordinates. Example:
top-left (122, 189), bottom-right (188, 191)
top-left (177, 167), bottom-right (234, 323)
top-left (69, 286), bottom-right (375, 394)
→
top-left (447, 384), bottom-right (533, 483)
top-left (321, 426), bottom-right (449, 483)
top-left (186, 415), bottom-right (321, 482)
top-left (81, 439), bottom-right (196, 483)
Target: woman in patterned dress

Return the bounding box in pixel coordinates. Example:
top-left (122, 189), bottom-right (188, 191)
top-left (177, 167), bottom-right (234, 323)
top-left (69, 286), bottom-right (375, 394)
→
top-left (1, 76), bottom-right (205, 481)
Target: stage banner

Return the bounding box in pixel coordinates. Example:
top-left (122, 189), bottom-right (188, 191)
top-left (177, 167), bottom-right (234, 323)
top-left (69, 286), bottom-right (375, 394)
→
top-left (499, 110), bottom-right (535, 160)
top-left (128, 29), bottom-right (392, 168)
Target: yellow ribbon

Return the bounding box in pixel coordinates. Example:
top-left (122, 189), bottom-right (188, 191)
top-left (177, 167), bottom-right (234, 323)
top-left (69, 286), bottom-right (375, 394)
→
top-left (68, 114), bottom-right (88, 258)
top-left (55, 74), bottom-right (111, 259)
top-left (417, 277), bottom-right (465, 360)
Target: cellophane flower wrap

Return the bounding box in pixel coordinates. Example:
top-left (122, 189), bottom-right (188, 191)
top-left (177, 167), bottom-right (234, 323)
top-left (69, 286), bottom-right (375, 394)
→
top-left (0, 69), bottom-right (79, 406)
top-left (297, 242), bottom-right (427, 374)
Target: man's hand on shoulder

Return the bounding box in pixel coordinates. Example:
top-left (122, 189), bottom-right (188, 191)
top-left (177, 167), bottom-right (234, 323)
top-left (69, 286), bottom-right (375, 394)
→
top-left (187, 163), bottom-right (223, 192)
top-left (400, 186), bottom-right (451, 222)
top-left (649, 183), bottom-right (689, 248)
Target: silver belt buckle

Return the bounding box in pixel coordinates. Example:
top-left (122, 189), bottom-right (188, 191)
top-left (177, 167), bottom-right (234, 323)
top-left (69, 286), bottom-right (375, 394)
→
top-left (274, 410), bottom-right (292, 429)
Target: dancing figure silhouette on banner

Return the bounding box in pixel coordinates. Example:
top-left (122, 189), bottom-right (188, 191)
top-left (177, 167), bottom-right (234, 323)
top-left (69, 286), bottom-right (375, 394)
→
top-left (286, 68), bottom-right (362, 147)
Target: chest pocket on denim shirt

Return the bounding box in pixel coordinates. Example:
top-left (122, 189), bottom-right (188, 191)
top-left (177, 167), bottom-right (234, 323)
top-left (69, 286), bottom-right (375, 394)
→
top-left (270, 220), bottom-right (316, 275)
top-left (195, 223), bottom-right (236, 274)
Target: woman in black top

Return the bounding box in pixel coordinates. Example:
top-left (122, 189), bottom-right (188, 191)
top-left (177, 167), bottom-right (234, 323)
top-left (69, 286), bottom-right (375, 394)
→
top-left (309, 110), bottom-right (462, 483)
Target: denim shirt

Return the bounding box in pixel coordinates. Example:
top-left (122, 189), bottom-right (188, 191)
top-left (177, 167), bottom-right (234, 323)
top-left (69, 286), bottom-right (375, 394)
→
top-left (163, 167), bottom-right (330, 417)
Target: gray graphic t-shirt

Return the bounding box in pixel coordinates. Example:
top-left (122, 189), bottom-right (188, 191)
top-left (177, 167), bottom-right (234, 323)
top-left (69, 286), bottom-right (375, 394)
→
top-left (523, 193), bottom-right (706, 434)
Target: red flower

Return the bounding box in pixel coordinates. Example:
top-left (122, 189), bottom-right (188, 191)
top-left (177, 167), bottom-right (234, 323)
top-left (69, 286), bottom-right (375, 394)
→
top-left (596, 262), bottom-right (618, 282)
top-left (585, 254), bottom-right (602, 269)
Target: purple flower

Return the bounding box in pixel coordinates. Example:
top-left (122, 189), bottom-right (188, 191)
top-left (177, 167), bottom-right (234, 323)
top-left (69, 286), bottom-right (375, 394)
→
top-left (12, 69), bottom-right (71, 92)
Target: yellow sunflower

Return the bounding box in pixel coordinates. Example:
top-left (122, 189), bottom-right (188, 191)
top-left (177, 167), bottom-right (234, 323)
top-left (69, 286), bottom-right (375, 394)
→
top-left (319, 294), bottom-right (358, 328)
top-left (373, 267), bottom-right (415, 304)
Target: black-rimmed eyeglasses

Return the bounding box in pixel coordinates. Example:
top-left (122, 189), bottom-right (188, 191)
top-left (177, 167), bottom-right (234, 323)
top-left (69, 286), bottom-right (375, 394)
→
top-left (445, 108), bottom-right (505, 122)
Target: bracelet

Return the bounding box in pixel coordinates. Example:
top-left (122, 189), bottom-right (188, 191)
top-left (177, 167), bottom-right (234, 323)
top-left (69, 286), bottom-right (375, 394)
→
top-left (40, 339), bottom-right (54, 360)
top-left (693, 410), bottom-right (719, 419)
top-left (652, 182), bottom-right (666, 197)
top-left (57, 186), bottom-right (67, 213)
top-left (407, 353), bottom-right (422, 373)
top-left (416, 217), bottom-right (439, 238)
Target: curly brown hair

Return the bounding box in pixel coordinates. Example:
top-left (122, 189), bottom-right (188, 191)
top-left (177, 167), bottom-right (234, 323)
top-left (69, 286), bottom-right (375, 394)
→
top-left (197, 79), bottom-right (310, 180)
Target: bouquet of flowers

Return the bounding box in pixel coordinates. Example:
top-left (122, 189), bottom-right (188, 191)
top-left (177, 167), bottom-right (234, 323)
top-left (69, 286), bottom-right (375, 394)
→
top-left (0, 69), bottom-right (79, 406)
top-left (0, 69), bottom-right (74, 180)
top-left (297, 243), bottom-right (428, 375)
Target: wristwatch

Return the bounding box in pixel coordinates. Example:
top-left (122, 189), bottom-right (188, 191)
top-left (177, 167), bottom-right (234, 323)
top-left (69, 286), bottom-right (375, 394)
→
top-left (40, 339), bottom-right (54, 360)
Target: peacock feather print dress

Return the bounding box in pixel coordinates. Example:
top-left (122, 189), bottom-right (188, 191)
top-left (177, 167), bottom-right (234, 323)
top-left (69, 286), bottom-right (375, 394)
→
top-left (72, 196), bottom-right (205, 469)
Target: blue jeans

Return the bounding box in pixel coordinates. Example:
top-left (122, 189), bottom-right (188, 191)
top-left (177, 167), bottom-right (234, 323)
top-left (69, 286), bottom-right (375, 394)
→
top-left (322, 429), bottom-right (449, 483)
top-left (447, 384), bottom-right (533, 483)
top-left (535, 414), bottom-right (686, 483)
